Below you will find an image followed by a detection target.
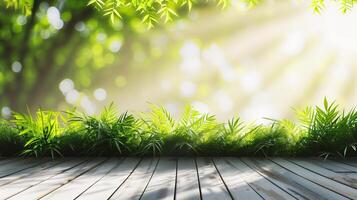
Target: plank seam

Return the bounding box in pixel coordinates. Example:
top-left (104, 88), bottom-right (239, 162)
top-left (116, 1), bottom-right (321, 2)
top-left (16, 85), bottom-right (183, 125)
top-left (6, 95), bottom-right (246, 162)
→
top-left (194, 157), bottom-right (203, 200)
top-left (269, 158), bottom-right (353, 199)
top-left (216, 158), bottom-right (264, 200)
top-left (0, 159), bottom-right (66, 187)
top-left (107, 157), bottom-right (143, 199)
top-left (240, 158), bottom-right (298, 199)
top-left (288, 159), bottom-right (357, 189)
top-left (174, 157), bottom-right (178, 200)
top-left (336, 160), bottom-right (357, 168)
top-left (0, 159), bottom-right (49, 179)
top-left (212, 157), bottom-right (234, 200)
top-left (39, 158), bottom-right (109, 199)
top-left (74, 158), bottom-right (124, 199)
top-left (6, 158), bottom-right (91, 199)
top-left (138, 157), bottom-right (160, 200)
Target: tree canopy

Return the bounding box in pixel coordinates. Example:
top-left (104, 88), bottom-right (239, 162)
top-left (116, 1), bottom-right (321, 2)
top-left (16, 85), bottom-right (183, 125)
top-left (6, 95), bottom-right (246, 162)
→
top-left (0, 0), bottom-right (356, 115)
top-left (2, 0), bottom-right (356, 28)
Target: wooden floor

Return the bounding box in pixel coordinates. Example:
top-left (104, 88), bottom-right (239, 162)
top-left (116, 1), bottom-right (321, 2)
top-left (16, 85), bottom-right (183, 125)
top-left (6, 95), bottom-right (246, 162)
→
top-left (0, 157), bottom-right (356, 200)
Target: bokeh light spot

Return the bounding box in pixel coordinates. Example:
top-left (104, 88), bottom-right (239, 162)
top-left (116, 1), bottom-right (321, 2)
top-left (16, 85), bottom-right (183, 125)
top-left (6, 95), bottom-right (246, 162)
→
top-left (59, 79), bottom-right (74, 94)
top-left (94, 88), bottom-right (107, 101)
top-left (11, 61), bottom-right (22, 73)
top-left (1, 107), bottom-right (11, 118)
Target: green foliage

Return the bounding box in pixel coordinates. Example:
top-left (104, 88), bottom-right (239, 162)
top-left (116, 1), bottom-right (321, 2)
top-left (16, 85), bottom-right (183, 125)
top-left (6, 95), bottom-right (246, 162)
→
top-left (311, 0), bottom-right (357, 13)
top-left (12, 109), bottom-right (63, 159)
top-left (297, 98), bottom-right (357, 159)
top-left (175, 106), bottom-right (219, 154)
top-left (87, 0), bottom-right (191, 28)
top-left (240, 125), bottom-right (288, 156)
top-left (3, 0), bottom-right (356, 28)
top-left (340, 0), bottom-right (354, 13)
top-left (67, 103), bottom-right (139, 156)
top-left (0, 99), bottom-right (356, 158)
top-left (311, 0), bottom-right (325, 13)
top-left (0, 120), bottom-right (24, 156)
top-left (1, 0), bottom-right (32, 15)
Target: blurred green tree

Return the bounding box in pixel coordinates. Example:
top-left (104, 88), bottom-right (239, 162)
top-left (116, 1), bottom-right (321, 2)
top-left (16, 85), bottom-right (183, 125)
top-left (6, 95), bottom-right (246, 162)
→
top-left (0, 0), bottom-right (355, 114)
top-left (0, 0), bottom-right (154, 112)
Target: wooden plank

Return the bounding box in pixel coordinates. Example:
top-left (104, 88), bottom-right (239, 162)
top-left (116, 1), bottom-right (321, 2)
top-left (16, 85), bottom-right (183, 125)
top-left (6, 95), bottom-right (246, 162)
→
top-left (196, 157), bottom-right (232, 200)
top-left (41, 158), bottom-right (117, 200)
top-left (76, 158), bottom-right (140, 200)
top-left (0, 159), bottom-right (64, 187)
top-left (0, 158), bottom-right (47, 178)
top-left (2, 159), bottom-right (86, 200)
top-left (311, 158), bottom-right (357, 173)
top-left (109, 157), bottom-right (159, 200)
top-left (289, 159), bottom-right (357, 189)
top-left (334, 158), bottom-right (357, 168)
top-left (242, 158), bottom-right (347, 200)
top-left (222, 157), bottom-right (293, 200)
top-left (272, 158), bottom-right (357, 199)
top-left (140, 157), bottom-right (177, 200)
top-left (213, 157), bottom-right (262, 199)
top-left (175, 157), bottom-right (200, 200)
top-left (0, 158), bottom-right (20, 166)
top-left (8, 158), bottom-right (105, 200)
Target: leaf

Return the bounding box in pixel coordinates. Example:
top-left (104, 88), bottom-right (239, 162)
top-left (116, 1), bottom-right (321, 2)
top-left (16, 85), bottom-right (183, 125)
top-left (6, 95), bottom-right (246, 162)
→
top-left (217, 0), bottom-right (228, 8)
top-left (103, 0), bottom-right (122, 23)
top-left (324, 97), bottom-right (328, 111)
top-left (88, 0), bottom-right (105, 9)
top-left (243, 0), bottom-right (260, 8)
top-left (340, 0), bottom-right (353, 13)
top-left (311, 0), bottom-right (325, 13)
top-left (180, 0), bottom-right (194, 11)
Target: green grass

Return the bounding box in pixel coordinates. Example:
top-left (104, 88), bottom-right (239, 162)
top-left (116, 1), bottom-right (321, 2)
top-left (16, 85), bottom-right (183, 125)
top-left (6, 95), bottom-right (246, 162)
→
top-left (0, 98), bottom-right (356, 159)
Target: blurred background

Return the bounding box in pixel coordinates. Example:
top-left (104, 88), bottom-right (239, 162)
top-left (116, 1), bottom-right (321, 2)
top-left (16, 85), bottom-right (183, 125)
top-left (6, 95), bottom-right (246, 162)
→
top-left (1, 0), bottom-right (356, 122)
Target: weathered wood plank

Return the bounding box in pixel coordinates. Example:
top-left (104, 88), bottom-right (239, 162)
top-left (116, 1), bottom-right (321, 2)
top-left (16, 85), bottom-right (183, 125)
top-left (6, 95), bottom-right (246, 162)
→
top-left (109, 157), bottom-right (159, 200)
top-left (8, 158), bottom-right (105, 200)
top-left (242, 158), bottom-right (347, 200)
top-left (337, 158), bottom-right (357, 168)
top-left (0, 158), bottom-right (47, 178)
top-left (311, 158), bottom-right (357, 173)
top-left (76, 158), bottom-right (140, 200)
top-left (272, 158), bottom-right (357, 199)
top-left (290, 159), bottom-right (357, 189)
top-left (213, 157), bottom-right (262, 199)
top-left (0, 158), bottom-right (20, 166)
top-left (41, 158), bottom-right (117, 200)
top-left (140, 157), bottom-right (177, 200)
top-left (196, 157), bottom-right (232, 200)
top-left (0, 159), bottom-right (64, 187)
top-left (223, 157), bottom-right (294, 200)
top-left (1, 159), bottom-right (85, 200)
top-left (175, 157), bottom-right (201, 200)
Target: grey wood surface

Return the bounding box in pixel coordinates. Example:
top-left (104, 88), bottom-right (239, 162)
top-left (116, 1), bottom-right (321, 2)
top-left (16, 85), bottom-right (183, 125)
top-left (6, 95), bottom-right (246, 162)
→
top-left (8, 158), bottom-right (105, 200)
top-left (272, 158), bottom-right (357, 199)
top-left (242, 158), bottom-right (347, 200)
top-left (213, 157), bottom-right (263, 200)
top-left (196, 157), bottom-right (232, 200)
top-left (77, 158), bottom-right (140, 200)
top-left (222, 157), bottom-right (294, 200)
top-left (0, 157), bottom-right (356, 200)
top-left (289, 158), bottom-right (357, 189)
top-left (109, 157), bottom-right (159, 200)
top-left (175, 157), bottom-right (201, 200)
top-left (140, 157), bottom-right (177, 200)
